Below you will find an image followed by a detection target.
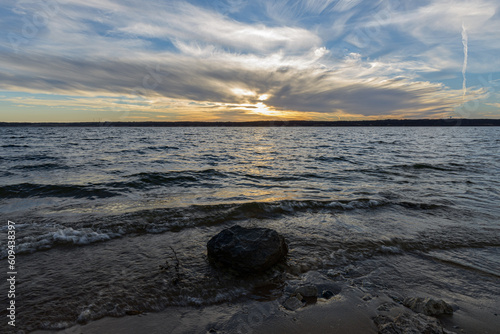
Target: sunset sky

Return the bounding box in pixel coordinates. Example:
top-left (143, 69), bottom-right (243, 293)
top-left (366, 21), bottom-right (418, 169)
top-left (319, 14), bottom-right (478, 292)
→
top-left (1, 0), bottom-right (499, 122)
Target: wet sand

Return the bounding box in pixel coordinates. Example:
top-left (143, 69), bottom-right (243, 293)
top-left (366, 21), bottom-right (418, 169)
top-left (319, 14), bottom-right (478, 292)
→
top-left (32, 281), bottom-right (499, 334)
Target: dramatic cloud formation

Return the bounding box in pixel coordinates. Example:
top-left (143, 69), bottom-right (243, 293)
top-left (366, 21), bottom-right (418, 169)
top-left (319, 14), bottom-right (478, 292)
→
top-left (0, 0), bottom-right (498, 121)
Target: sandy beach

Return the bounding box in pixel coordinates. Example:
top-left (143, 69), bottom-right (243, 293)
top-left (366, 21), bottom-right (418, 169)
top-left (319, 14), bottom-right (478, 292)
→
top-left (33, 271), bottom-right (499, 334)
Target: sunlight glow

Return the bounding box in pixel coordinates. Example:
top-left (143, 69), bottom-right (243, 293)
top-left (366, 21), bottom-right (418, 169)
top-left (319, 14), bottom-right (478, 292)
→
top-left (231, 88), bottom-right (256, 96)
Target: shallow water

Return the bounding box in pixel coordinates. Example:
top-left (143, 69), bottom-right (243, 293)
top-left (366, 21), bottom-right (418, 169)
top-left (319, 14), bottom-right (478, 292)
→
top-left (0, 126), bottom-right (499, 332)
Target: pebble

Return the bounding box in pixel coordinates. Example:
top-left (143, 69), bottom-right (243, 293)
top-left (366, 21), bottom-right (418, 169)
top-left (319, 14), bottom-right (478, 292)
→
top-left (295, 285), bottom-right (318, 298)
top-left (321, 290), bottom-right (335, 299)
top-left (283, 297), bottom-right (304, 311)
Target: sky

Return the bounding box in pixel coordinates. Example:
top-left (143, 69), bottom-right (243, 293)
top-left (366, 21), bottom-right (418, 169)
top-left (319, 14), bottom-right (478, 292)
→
top-left (0, 0), bottom-right (499, 122)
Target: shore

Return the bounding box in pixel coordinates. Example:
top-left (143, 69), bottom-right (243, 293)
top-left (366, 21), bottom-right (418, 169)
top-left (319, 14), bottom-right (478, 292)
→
top-left (32, 275), bottom-right (499, 334)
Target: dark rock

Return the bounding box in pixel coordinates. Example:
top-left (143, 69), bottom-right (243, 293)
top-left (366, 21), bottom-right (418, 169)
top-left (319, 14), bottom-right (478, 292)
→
top-left (295, 285), bottom-right (318, 298)
top-left (283, 297), bottom-right (304, 311)
top-left (207, 225), bottom-right (288, 273)
top-left (403, 297), bottom-right (453, 316)
top-left (362, 294), bottom-right (373, 301)
top-left (374, 312), bottom-right (456, 334)
top-left (377, 303), bottom-right (394, 312)
top-left (321, 290), bottom-right (335, 299)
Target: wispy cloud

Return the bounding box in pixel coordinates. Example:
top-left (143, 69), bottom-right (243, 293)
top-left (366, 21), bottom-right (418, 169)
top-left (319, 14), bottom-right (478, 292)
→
top-left (0, 0), bottom-right (499, 121)
top-left (1, 49), bottom-right (483, 119)
top-left (462, 22), bottom-right (468, 101)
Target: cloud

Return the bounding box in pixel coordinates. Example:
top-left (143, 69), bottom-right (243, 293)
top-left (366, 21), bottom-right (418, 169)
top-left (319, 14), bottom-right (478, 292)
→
top-left (116, 3), bottom-right (321, 53)
top-left (0, 45), bottom-right (483, 119)
top-left (462, 22), bottom-right (468, 100)
top-left (6, 0), bottom-right (319, 56)
top-left (356, 0), bottom-right (500, 71)
top-left (0, 0), bottom-right (498, 121)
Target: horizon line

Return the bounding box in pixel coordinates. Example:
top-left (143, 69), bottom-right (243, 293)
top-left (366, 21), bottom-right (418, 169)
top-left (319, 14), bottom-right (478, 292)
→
top-left (2, 119), bottom-right (500, 127)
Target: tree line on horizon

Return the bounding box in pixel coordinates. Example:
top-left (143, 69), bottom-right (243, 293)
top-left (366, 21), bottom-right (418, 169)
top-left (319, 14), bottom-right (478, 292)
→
top-left (1, 119), bottom-right (500, 127)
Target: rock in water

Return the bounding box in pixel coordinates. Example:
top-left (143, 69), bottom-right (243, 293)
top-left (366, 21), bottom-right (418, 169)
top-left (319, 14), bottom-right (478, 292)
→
top-left (207, 225), bottom-right (288, 273)
top-left (374, 312), bottom-right (456, 334)
top-left (283, 297), bottom-right (304, 311)
top-left (403, 297), bottom-right (453, 316)
top-left (295, 285), bottom-right (318, 298)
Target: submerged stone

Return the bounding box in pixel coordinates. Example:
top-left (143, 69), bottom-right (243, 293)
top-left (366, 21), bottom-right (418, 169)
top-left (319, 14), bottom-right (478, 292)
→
top-left (283, 297), bottom-right (304, 311)
top-left (321, 290), bottom-right (335, 299)
top-left (295, 285), bottom-right (318, 298)
top-left (374, 312), bottom-right (456, 334)
top-left (403, 297), bottom-right (453, 316)
top-left (207, 225), bottom-right (288, 273)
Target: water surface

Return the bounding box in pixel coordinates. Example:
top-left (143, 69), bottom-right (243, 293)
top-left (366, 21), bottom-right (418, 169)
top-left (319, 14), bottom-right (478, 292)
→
top-left (0, 126), bottom-right (499, 332)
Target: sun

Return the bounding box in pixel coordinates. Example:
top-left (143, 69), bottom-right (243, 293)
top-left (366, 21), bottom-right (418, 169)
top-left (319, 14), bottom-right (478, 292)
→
top-left (231, 88), bottom-right (256, 96)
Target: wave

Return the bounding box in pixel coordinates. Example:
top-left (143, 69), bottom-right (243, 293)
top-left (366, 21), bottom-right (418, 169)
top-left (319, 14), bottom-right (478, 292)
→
top-left (0, 183), bottom-right (118, 199)
top-left (117, 145), bottom-right (180, 154)
top-left (116, 169), bottom-right (227, 188)
top-left (147, 145), bottom-right (180, 150)
top-left (315, 156), bottom-right (351, 163)
top-left (0, 169), bottom-right (227, 198)
top-left (241, 174), bottom-right (301, 182)
top-left (427, 248), bottom-right (500, 278)
top-left (0, 197), bottom-right (458, 258)
top-left (17, 162), bottom-right (69, 170)
top-left (1, 144), bottom-right (30, 148)
top-left (395, 163), bottom-right (466, 172)
top-left (368, 140), bottom-right (403, 145)
top-left (398, 201), bottom-right (446, 210)
top-left (0, 225), bottom-right (122, 259)
top-left (331, 235), bottom-right (500, 259)
top-left (3, 198), bottom-right (382, 257)
top-left (7, 154), bottom-right (60, 162)
top-left (133, 169), bottom-right (226, 181)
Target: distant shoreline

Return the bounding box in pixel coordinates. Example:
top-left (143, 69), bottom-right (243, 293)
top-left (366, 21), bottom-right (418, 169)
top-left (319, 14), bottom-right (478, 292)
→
top-left (1, 119), bottom-right (500, 127)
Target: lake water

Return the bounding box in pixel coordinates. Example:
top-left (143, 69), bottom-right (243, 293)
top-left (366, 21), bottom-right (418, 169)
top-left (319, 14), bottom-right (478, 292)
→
top-left (1, 126), bottom-right (499, 332)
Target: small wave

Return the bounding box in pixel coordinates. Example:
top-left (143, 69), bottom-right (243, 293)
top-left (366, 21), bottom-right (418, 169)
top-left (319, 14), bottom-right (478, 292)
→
top-left (358, 168), bottom-right (414, 178)
top-left (315, 156), bottom-right (350, 163)
top-left (241, 174), bottom-right (300, 182)
top-left (0, 169), bottom-right (228, 198)
top-left (0, 198), bottom-right (388, 256)
top-left (17, 163), bottom-right (68, 171)
top-left (1, 144), bottom-right (30, 148)
top-left (47, 285), bottom-right (249, 331)
top-left (0, 183), bottom-right (118, 199)
top-left (368, 140), bottom-right (403, 145)
top-left (0, 227), bottom-right (121, 258)
top-left (427, 248), bottom-right (500, 278)
top-left (128, 172), bottom-right (197, 185)
top-left (51, 228), bottom-right (116, 244)
top-left (298, 172), bottom-right (326, 179)
top-left (146, 145), bottom-right (179, 150)
top-left (329, 235), bottom-right (500, 262)
top-left (8, 154), bottom-right (60, 162)
top-left (396, 163), bottom-right (464, 172)
top-left (398, 201), bottom-right (446, 210)
top-left (123, 169), bottom-right (227, 187)
top-left (0, 197), bottom-right (471, 257)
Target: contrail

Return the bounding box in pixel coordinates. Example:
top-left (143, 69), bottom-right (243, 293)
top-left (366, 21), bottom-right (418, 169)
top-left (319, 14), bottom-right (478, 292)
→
top-left (461, 22), bottom-right (468, 101)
